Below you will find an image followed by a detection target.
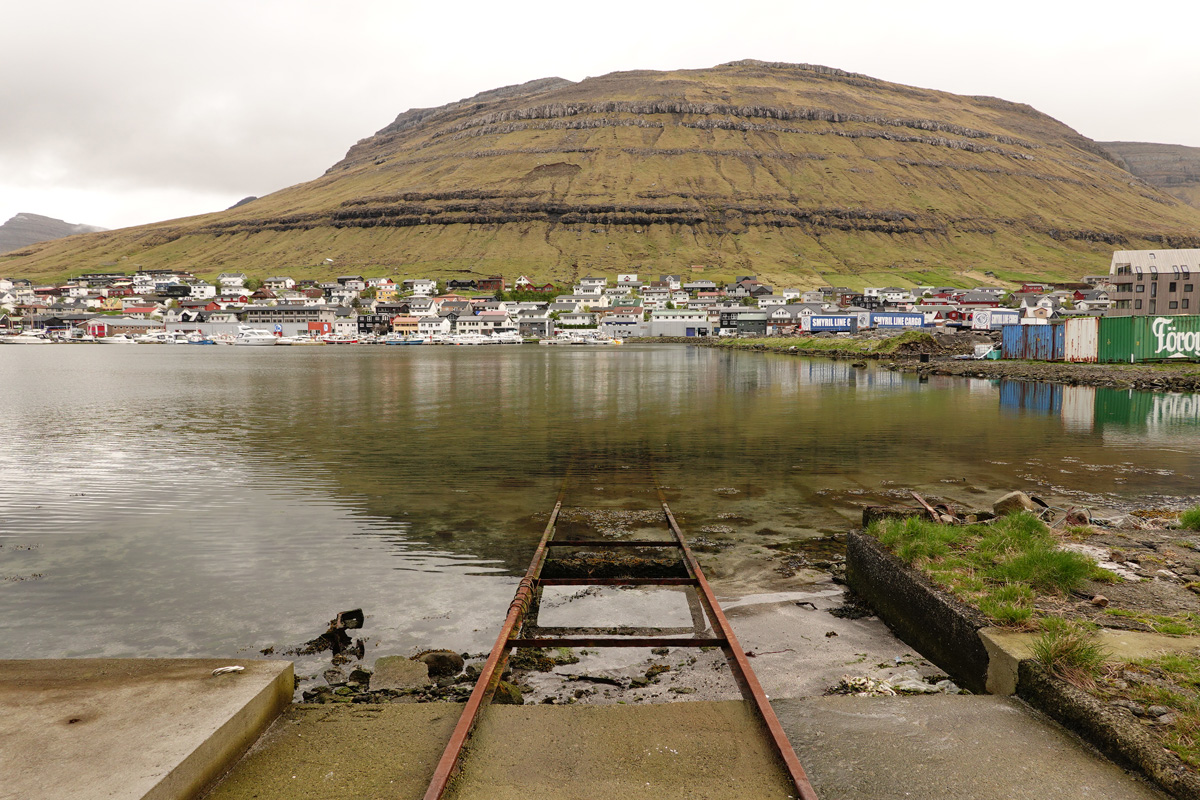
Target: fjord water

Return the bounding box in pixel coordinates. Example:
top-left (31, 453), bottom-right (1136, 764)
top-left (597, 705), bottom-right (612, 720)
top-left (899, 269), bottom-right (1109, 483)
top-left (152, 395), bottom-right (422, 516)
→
top-left (1, 345), bottom-right (1197, 667)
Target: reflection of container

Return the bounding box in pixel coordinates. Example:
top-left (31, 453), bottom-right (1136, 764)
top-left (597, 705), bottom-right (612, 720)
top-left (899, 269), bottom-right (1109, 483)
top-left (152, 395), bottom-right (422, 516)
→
top-left (1098, 315), bottom-right (1200, 363)
top-left (1064, 317), bottom-right (1098, 363)
top-left (999, 379), bottom-right (1062, 414)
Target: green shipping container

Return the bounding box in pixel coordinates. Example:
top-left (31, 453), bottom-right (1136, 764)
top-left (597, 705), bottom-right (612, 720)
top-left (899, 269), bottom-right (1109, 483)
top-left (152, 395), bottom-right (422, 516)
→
top-left (1097, 315), bottom-right (1200, 363)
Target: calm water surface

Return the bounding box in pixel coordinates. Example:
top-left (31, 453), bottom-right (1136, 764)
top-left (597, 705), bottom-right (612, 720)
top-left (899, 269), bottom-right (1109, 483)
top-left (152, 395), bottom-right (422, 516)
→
top-left (2, 344), bottom-right (1198, 672)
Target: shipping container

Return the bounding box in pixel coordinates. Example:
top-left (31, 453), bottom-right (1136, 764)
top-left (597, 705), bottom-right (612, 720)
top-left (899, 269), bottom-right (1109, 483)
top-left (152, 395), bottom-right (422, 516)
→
top-left (1025, 324), bottom-right (1065, 361)
top-left (871, 312), bottom-right (926, 328)
top-left (1001, 324), bottom-right (1024, 359)
top-left (1097, 315), bottom-right (1200, 363)
top-left (1001, 323), bottom-right (1065, 360)
top-left (809, 315), bottom-right (858, 333)
top-left (1063, 317), bottom-right (1099, 363)
top-left (972, 308), bottom-right (1021, 330)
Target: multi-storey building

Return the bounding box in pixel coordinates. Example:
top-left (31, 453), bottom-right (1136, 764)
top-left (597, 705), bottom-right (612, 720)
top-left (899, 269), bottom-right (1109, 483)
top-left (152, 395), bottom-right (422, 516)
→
top-left (1109, 249), bottom-right (1200, 316)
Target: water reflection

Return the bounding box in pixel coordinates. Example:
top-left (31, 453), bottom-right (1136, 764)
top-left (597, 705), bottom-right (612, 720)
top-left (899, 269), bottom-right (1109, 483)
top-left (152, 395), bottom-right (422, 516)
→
top-left (1, 345), bottom-right (1198, 668)
top-left (999, 378), bottom-right (1200, 440)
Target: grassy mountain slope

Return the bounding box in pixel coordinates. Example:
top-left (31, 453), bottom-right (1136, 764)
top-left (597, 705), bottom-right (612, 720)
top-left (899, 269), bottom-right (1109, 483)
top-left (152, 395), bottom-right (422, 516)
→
top-left (6, 61), bottom-right (1200, 289)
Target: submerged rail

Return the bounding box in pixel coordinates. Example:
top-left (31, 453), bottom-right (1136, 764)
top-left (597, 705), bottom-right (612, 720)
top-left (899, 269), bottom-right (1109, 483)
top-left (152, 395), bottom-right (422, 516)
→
top-left (422, 493), bottom-right (819, 800)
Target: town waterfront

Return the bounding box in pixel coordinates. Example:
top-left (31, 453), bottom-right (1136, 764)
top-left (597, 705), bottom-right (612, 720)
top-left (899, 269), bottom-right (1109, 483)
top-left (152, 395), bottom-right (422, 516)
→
top-left (2, 344), bottom-right (1198, 672)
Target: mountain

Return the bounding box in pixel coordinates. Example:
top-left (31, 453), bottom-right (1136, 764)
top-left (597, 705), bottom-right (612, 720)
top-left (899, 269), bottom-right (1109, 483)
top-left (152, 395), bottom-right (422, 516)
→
top-left (1099, 141), bottom-right (1200, 211)
top-left (5, 61), bottom-right (1200, 289)
top-left (0, 213), bottom-right (106, 255)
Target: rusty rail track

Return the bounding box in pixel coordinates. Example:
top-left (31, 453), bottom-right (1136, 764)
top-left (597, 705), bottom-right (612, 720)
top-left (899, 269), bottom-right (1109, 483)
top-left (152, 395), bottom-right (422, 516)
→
top-left (422, 489), bottom-right (819, 800)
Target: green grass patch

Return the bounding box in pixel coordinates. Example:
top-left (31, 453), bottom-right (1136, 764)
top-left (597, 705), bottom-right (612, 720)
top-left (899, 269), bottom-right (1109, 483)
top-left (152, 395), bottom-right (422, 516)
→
top-left (1180, 506), bottom-right (1200, 531)
top-left (710, 331), bottom-right (935, 357)
top-left (1104, 608), bottom-right (1200, 636)
top-left (867, 512), bottom-right (1102, 627)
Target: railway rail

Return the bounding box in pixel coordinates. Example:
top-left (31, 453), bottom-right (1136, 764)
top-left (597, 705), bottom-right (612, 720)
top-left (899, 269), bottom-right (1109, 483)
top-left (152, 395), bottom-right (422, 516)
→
top-left (422, 477), bottom-right (818, 800)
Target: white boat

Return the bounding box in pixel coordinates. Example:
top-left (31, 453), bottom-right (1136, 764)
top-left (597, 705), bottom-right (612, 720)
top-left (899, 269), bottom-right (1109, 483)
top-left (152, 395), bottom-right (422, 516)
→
top-left (135, 330), bottom-right (189, 344)
top-left (449, 333), bottom-right (491, 346)
top-left (99, 333), bottom-right (138, 344)
top-left (0, 330), bottom-right (53, 344)
top-left (233, 326), bottom-right (279, 346)
top-left (492, 330), bottom-right (524, 344)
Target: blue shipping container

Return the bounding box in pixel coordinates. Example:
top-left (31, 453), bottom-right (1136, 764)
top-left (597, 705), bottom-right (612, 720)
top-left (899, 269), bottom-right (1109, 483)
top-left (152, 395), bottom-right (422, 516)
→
top-left (871, 312), bottom-right (926, 328)
top-left (809, 315), bottom-right (858, 333)
top-left (1001, 325), bottom-right (1024, 359)
top-left (1001, 324), bottom-right (1065, 360)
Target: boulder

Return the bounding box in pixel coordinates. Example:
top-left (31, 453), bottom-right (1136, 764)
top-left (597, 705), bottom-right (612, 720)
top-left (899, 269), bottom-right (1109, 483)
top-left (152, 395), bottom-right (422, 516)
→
top-left (993, 491), bottom-right (1038, 516)
top-left (347, 666), bottom-right (373, 687)
top-left (493, 681), bottom-right (523, 705)
top-left (418, 650), bottom-right (465, 678)
top-left (372, 656), bottom-right (429, 691)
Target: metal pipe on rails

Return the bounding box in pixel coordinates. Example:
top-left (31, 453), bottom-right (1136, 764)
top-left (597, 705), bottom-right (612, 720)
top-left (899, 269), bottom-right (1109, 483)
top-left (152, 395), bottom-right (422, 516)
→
top-left (662, 502), bottom-right (820, 800)
top-left (420, 500), bottom-right (562, 800)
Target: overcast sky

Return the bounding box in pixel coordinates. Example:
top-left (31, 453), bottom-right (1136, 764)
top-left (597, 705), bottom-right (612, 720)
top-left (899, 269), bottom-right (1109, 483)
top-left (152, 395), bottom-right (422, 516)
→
top-left (3, 0), bottom-right (1198, 231)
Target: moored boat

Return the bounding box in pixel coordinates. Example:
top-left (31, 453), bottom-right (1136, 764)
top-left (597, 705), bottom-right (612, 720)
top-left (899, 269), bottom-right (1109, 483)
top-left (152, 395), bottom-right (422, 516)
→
top-left (0, 330), bottom-right (53, 344)
top-left (233, 326), bottom-right (279, 346)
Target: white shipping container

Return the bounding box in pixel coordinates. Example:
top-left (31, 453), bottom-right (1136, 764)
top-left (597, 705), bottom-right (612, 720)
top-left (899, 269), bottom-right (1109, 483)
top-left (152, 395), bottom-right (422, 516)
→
top-left (1063, 317), bottom-right (1099, 363)
top-left (971, 308), bottom-right (1019, 330)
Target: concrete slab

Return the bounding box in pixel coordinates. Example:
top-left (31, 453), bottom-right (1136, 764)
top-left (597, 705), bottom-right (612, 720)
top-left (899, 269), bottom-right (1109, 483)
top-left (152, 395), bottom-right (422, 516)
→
top-left (981, 627), bottom-right (1200, 695)
top-left (0, 658), bottom-right (293, 800)
top-left (204, 704), bottom-right (462, 800)
top-left (445, 701), bottom-right (795, 800)
top-left (774, 695), bottom-right (1169, 800)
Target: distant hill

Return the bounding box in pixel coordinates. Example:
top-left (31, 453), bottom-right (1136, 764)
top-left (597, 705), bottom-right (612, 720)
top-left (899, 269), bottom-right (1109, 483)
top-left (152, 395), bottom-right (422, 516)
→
top-left (0, 213), bottom-right (106, 254)
top-left (6, 61), bottom-right (1200, 289)
top-left (1099, 141), bottom-right (1200, 210)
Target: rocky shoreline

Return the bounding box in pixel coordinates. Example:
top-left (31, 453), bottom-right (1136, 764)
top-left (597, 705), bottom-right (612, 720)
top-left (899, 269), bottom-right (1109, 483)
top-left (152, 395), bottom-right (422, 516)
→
top-left (635, 336), bottom-right (1200, 392)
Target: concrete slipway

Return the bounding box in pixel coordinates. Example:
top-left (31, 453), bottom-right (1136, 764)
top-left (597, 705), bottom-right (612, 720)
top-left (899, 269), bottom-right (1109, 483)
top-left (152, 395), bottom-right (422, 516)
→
top-left (1, 584), bottom-right (1178, 799)
top-left (205, 586), bottom-right (1169, 800)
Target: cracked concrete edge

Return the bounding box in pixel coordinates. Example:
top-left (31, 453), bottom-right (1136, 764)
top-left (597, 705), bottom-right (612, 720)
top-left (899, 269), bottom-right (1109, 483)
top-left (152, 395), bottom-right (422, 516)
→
top-left (1018, 661), bottom-right (1200, 800)
top-left (848, 530), bottom-right (1200, 800)
top-left (153, 662), bottom-right (294, 800)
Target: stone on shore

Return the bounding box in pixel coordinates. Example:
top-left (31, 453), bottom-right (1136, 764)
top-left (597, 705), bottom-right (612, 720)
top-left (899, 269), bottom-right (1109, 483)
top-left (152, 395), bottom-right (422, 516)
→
top-left (993, 491), bottom-right (1038, 516)
top-left (418, 650), bottom-right (465, 678)
top-left (372, 656), bottom-right (429, 691)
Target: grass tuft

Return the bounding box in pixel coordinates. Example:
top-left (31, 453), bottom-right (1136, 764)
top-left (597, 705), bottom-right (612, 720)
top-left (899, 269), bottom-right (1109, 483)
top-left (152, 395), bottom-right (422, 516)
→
top-left (1032, 619), bottom-right (1108, 688)
top-left (1179, 506), bottom-right (1200, 531)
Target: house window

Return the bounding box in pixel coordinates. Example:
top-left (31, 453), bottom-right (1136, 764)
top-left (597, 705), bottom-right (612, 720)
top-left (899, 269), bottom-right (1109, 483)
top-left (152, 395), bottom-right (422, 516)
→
top-left (1151, 265), bottom-right (1158, 275)
top-left (1170, 301), bottom-right (1179, 309)
top-left (1185, 300), bottom-right (1191, 309)
top-left (1136, 273), bottom-right (1144, 281)
top-left (1136, 284), bottom-right (1145, 292)
top-left (1186, 284), bottom-right (1195, 292)
top-left (1170, 282), bottom-right (1178, 292)
top-left (1150, 300), bottom-right (1157, 313)
top-left (1135, 300), bottom-right (1142, 309)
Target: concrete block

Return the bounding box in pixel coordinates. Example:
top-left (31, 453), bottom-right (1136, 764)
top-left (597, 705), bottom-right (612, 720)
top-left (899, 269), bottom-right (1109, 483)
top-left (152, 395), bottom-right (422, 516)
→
top-left (371, 655), bottom-right (429, 691)
top-left (0, 658), bottom-right (293, 800)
